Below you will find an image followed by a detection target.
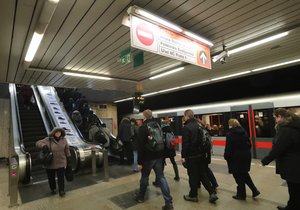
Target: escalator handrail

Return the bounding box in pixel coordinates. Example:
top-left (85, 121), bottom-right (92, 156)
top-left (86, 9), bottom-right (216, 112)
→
top-left (31, 86), bottom-right (52, 134)
top-left (9, 84), bottom-right (31, 183)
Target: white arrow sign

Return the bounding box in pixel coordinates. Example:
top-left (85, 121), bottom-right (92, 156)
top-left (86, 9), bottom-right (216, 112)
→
top-left (200, 51), bottom-right (207, 64)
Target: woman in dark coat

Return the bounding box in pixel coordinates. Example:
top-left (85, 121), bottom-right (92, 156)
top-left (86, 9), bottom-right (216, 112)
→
top-left (36, 127), bottom-right (71, 197)
top-left (224, 119), bottom-right (260, 200)
top-left (262, 109), bottom-right (300, 210)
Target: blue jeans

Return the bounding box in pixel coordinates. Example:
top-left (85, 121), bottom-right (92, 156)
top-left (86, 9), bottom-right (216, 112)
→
top-left (133, 150), bottom-right (138, 171)
top-left (139, 158), bottom-right (173, 205)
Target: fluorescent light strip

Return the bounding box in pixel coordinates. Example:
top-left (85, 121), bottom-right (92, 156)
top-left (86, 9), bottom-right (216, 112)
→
top-left (153, 92), bottom-right (300, 115)
top-left (63, 72), bottom-right (112, 80)
top-left (211, 71), bottom-right (251, 81)
top-left (158, 87), bottom-right (181, 93)
top-left (142, 92), bottom-right (158, 97)
top-left (252, 59), bottom-right (300, 72)
top-left (150, 67), bottom-right (184, 80)
top-left (181, 80), bottom-right (210, 88)
top-left (135, 8), bottom-right (183, 32)
top-left (25, 32), bottom-right (44, 62)
top-left (114, 97), bottom-right (134, 103)
top-left (184, 31), bottom-right (214, 47)
top-left (228, 32), bottom-right (288, 55)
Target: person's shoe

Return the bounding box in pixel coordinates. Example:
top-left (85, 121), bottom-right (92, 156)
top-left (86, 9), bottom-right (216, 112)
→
top-left (252, 190), bottom-right (260, 198)
top-left (51, 189), bottom-right (57, 195)
top-left (152, 181), bottom-right (160, 187)
top-left (232, 195), bottom-right (246, 200)
top-left (183, 194), bottom-right (198, 202)
top-left (277, 206), bottom-right (286, 210)
top-left (59, 191), bottom-right (65, 197)
top-left (134, 194), bottom-right (144, 203)
top-left (162, 204), bottom-right (174, 210)
top-left (174, 176), bottom-right (180, 181)
top-left (209, 193), bottom-right (218, 203)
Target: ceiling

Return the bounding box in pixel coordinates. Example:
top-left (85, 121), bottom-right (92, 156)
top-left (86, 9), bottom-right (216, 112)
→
top-left (1, 0), bottom-right (300, 102)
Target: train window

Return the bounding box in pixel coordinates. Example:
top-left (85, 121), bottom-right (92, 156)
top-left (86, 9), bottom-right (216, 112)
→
top-left (254, 109), bottom-right (275, 137)
top-left (199, 113), bottom-right (229, 136)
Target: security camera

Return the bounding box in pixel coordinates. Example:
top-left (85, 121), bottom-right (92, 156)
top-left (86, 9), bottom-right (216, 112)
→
top-left (212, 50), bottom-right (228, 63)
top-left (220, 57), bottom-right (226, 64)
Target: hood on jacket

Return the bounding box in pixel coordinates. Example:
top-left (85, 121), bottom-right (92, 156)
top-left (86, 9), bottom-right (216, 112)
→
top-left (49, 127), bottom-right (66, 138)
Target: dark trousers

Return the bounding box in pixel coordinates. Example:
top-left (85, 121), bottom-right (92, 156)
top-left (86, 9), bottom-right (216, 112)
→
top-left (46, 168), bottom-right (65, 192)
top-left (187, 157), bottom-right (214, 197)
top-left (169, 156), bottom-right (179, 178)
top-left (286, 181), bottom-right (300, 210)
top-left (232, 172), bottom-right (257, 198)
top-left (120, 141), bottom-right (133, 164)
top-left (207, 167), bottom-right (218, 188)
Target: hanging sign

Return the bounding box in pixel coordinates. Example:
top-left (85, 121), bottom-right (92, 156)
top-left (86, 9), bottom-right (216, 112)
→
top-left (130, 16), bottom-right (211, 69)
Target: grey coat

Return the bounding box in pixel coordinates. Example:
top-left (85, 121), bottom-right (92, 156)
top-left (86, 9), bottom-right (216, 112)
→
top-left (36, 127), bottom-right (71, 169)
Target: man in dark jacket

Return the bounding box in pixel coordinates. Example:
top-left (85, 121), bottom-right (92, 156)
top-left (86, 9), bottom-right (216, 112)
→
top-left (135, 109), bottom-right (173, 210)
top-left (118, 117), bottom-right (132, 164)
top-left (181, 109), bottom-right (218, 203)
top-left (261, 108), bottom-right (300, 210)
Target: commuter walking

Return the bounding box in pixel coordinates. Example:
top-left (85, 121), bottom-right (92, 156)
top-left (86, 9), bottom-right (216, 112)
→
top-left (134, 109), bottom-right (173, 210)
top-left (130, 118), bottom-right (139, 172)
top-left (181, 109), bottom-right (218, 203)
top-left (36, 127), bottom-right (71, 197)
top-left (153, 117), bottom-right (179, 187)
top-left (261, 108), bottom-right (300, 210)
top-left (224, 119), bottom-right (260, 200)
top-left (161, 117), bottom-right (179, 181)
top-left (118, 117), bottom-right (133, 165)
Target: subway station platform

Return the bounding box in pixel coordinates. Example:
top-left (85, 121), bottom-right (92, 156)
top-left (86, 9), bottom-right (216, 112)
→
top-left (0, 156), bottom-right (288, 210)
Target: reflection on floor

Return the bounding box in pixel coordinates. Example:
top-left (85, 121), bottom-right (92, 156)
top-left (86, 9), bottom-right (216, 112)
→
top-left (0, 156), bottom-right (289, 210)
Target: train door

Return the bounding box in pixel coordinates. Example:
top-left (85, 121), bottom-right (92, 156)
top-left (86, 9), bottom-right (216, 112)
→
top-left (230, 103), bottom-right (274, 159)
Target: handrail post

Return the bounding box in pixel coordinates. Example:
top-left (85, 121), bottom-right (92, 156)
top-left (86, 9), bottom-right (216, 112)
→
top-left (102, 149), bottom-right (109, 182)
top-left (91, 147), bottom-right (97, 176)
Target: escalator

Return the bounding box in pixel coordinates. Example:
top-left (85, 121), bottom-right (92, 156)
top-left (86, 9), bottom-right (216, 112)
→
top-left (16, 85), bottom-right (49, 183)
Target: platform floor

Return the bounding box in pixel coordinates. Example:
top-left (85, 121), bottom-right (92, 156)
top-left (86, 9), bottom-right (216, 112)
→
top-left (0, 156), bottom-right (288, 210)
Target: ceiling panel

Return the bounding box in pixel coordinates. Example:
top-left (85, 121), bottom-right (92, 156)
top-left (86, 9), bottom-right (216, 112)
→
top-left (1, 0), bottom-right (300, 102)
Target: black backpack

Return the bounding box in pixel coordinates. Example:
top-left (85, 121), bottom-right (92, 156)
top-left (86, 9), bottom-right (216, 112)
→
top-left (144, 121), bottom-right (164, 152)
top-left (197, 125), bottom-right (212, 154)
top-left (94, 127), bottom-right (107, 145)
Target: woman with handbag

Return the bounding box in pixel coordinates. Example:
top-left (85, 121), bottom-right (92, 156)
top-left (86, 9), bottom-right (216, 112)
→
top-left (36, 127), bottom-right (71, 197)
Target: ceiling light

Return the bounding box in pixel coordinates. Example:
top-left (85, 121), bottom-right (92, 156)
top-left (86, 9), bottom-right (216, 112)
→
top-left (228, 32), bottom-right (288, 55)
top-left (134, 8), bottom-right (183, 33)
top-left (114, 97), bottom-right (134, 103)
top-left (252, 58), bottom-right (300, 72)
top-left (158, 87), bottom-right (181, 93)
top-left (63, 72), bottom-right (112, 80)
top-left (149, 67), bottom-right (184, 80)
top-left (183, 31), bottom-right (213, 46)
top-left (181, 80), bottom-right (210, 88)
top-left (142, 92), bottom-right (158, 97)
top-left (211, 71), bottom-right (251, 81)
top-left (25, 32), bottom-right (44, 62)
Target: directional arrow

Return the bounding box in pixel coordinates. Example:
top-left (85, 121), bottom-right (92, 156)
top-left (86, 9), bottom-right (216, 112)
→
top-left (200, 51), bottom-right (207, 64)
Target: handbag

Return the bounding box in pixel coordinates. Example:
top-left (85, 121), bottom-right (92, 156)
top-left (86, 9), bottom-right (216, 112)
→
top-left (39, 139), bottom-right (53, 166)
top-left (65, 165), bottom-right (74, 182)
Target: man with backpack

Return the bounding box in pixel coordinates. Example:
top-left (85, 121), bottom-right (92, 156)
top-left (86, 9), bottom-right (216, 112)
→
top-left (181, 109), bottom-right (218, 204)
top-left (134, 109), bottom-right (174, 210)
top-left (153, 117), bottom-right (179, 187)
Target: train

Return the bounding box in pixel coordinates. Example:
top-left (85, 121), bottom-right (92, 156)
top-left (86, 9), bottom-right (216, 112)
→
top-left (127, 91), bottom-right (300, 158)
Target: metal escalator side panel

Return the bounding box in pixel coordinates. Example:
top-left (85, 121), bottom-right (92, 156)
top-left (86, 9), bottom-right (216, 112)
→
top-left (8, 84), bottom-right (31, 184)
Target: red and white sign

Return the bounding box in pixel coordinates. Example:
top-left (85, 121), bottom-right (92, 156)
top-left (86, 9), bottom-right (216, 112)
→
top-left (130, 16), bottom-right (211, 69)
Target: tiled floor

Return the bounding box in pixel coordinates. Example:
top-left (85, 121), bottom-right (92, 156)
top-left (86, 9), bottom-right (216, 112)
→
top-left (0, 156), bottom-right (288, 210)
